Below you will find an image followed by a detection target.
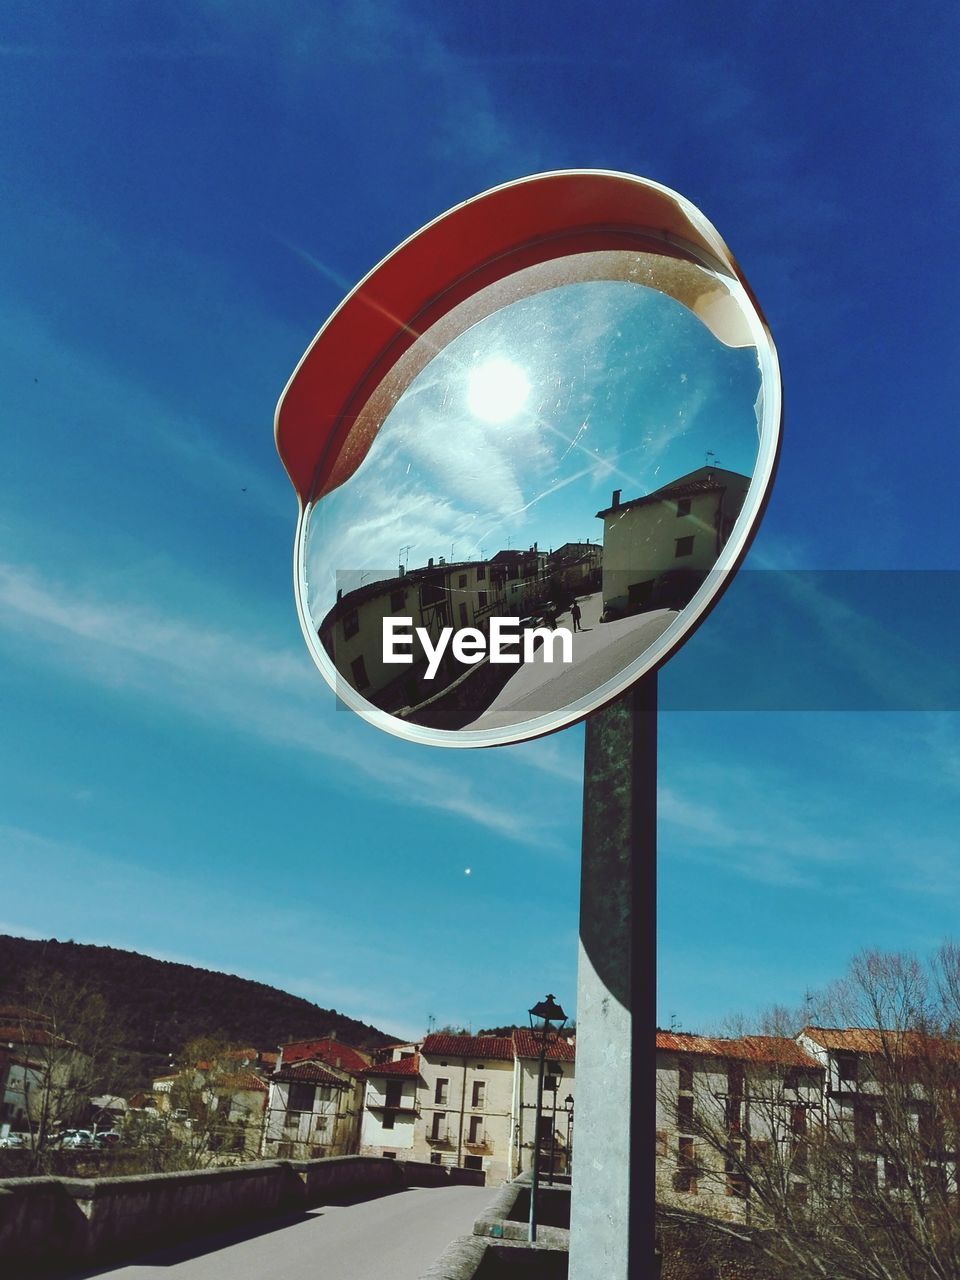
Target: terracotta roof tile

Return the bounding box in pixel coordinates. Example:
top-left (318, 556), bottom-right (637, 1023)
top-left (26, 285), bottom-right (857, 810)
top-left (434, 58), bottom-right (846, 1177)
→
top-left (421, 1034), bottom-right (514, 1062)
top-left (274, 1063), bottom-right (352, 1087)
top-left (362, 1054), bottom-right (421, 1077)
top-left (217, 1070), bottom-right (269, 1093)
top-left (279, 1038), bottom-right (371, 1074)
top-left (656, 1030), bottom-right (819, 1069)
top-left (512, 1029), bottom-right (576, 1062)
top-left (801, 1026), bottom-right (960, 1058)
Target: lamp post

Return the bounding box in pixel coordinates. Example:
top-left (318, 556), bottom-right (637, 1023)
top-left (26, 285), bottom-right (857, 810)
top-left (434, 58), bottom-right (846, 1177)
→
top-left (564, 1093), bottom-right (574, 1176)
top-left (528, 994), bottom-right (567, 1243)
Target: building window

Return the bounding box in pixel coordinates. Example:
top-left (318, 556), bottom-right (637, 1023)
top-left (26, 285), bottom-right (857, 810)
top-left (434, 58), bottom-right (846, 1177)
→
top-left (678, 1058), bottom-right (693, 1092)
top-left (477, 590), bottom-right (488, 609)
top-left (836, 1051), bottom-right (858, 1084)
top-left (464, 1154), bottom-right (483, 1170)
top-left (656, 1130), bottom-right (668, 1157)
top-left (458, 602), bottom-right (468, 627)
top-left (342, 609), bottom-right (359, 640)
top-left (288, 1083), bottom-right (315, 1112)
top-left (351, 655), bottom-right (370, 689)
top-left (677, 1094), bottom-right (694, 1131)
top-left (725, 1155), bottom-right (749, 1199)
top-left (385, 1081), bottom-right (403, 1108)
top-left (383, 1113), bottom-right (395, 1130)
top-left (431, 1112), bottom-right (446, 1140)
top-left (674, 1137), bottom-right (698, 1193)
top-left (317, 1086), bottom-right (333, 1102)
top-left (854, 1104), bottom-right (876, 1146)
top-left (675, 536), bottom-right (694, 557)
top-left (314, 1116), bottom-right (328, 1134)
top-left (383, 1150), bottom-right (397, 1159)
top-left (676, 498), bottom-right (692, 517)
top-left (435, 1078), bottom-right (449, 1105)
top-left (390, 589), bottom-right (406, 611)
top-left (430, 1152), bottom-right (442, 1165)
top-left (468, 1115), bottom-right (483, 1143)
top-left (472, 1080), bottom-right (485, 1108)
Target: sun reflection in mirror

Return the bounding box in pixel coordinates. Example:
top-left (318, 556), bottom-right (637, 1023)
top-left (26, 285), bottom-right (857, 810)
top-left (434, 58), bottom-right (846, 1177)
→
top-left (466, 357), bottom-right (531, 423)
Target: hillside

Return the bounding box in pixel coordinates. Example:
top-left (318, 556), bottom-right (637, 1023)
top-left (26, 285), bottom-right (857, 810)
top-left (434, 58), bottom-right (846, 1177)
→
top-left (0, 935), bottom-right (396, 1069)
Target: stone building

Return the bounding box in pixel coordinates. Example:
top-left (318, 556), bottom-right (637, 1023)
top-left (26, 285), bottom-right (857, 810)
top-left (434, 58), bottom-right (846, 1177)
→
top-left (359, 1030), bottom-right (576, 1186)
top-left (261, 1036), bottom-right (370, 1160)
top-left (655, 1030), bottom-right (822, 1223)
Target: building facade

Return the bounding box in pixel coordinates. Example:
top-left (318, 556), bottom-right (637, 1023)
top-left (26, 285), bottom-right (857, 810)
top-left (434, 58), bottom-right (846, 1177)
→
top-left (596, 466), bottom-right (749, 620)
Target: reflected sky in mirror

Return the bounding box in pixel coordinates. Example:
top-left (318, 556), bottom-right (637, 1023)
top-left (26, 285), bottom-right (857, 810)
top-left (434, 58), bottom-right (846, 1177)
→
top-left (302, 275), bottom-right (763, 735)
top-left (308, 279), bottom-right (759, 613)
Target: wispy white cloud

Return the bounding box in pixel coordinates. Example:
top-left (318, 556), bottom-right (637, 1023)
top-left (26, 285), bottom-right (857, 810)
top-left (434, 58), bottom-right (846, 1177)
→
top-left (0, 556), bottom-right (563, 849)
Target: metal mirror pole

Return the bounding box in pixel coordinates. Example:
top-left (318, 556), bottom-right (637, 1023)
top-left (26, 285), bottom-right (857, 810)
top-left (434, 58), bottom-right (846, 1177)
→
top-left (568, 673), bottom-right (657, 1280)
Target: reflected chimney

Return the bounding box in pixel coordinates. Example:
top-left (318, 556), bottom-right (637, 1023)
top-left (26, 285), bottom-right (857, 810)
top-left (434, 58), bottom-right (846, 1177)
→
top-left (428, 557), bottom-right (434, 567)
top-left (612, 489), bottom-right (622, 509)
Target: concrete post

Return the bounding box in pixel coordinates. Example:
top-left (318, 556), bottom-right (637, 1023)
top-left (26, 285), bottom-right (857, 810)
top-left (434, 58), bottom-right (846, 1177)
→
top-left (568, 676), bottom-right (657, 1279)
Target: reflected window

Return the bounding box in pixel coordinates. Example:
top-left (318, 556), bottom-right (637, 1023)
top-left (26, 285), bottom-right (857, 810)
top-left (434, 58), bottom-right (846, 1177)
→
top-left (351, 656), bottom-right (370, 689)
top-left (675, 536), bottom-right (695, 558)
top-left (676, 498), bottom-right (691, 517)
top-left (477, 566), bottom-right (486, 581)
top-left (390, 589), bottom-right (406, 611)
top-left (342, 609), bottom-right (359, 640)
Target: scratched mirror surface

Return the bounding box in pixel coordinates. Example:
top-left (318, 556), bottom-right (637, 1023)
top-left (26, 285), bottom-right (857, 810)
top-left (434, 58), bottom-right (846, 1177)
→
top-left (299, 258), bottom-right (771, 743)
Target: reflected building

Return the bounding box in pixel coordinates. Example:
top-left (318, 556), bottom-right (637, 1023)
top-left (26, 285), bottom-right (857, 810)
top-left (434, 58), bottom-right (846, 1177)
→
top-left (317, 542), bottom-right (600, 727)
top-left (596, 465), bottom-right (749, 621)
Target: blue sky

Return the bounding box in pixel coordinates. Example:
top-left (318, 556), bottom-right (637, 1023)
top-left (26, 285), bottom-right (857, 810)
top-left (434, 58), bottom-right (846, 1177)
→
top-left (1, 2), bottom-right (958, 1043)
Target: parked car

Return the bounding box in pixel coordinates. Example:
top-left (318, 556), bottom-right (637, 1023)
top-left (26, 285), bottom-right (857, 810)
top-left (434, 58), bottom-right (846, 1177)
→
top-left (95, 1130), bottom-right (121, 1148)
top-left (59, 1129), bottom-right (96, 1148)
top-left (0, 1131), bottom-right (28, 1148)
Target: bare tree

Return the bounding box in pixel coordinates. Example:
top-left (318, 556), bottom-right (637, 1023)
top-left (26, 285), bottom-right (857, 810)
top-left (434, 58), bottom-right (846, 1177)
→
top-left (657, 950), bottom-right (960, 1280)
top-left (5, 969), bottom-right (126, 1172)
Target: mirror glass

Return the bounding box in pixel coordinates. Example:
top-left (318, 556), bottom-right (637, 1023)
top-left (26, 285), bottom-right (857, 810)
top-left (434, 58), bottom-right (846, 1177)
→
top-left (298, 251), bottom-right (772, 744)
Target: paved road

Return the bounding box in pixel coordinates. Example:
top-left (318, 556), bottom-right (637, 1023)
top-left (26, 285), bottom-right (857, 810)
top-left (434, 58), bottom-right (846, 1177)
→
top-left (467, 591), bottom-right (676, 730)
top-left (79, 1184), bottom-right (494, 1280)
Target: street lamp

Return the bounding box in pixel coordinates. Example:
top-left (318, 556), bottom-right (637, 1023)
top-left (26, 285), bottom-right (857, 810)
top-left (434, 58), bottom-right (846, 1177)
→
top-left (528, 994), bottom-right (567, 1243)
top-left (564, 1093), bottom-right (574, 1176)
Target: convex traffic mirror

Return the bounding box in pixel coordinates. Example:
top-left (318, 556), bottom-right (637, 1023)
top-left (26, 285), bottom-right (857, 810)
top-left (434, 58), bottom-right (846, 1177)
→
top-left (276, 171), bottom-right (781, 746)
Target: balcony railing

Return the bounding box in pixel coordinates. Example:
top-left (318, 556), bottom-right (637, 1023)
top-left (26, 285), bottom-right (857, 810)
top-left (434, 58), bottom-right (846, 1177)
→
top-left (367, 1099), bottom-right (420, 1115)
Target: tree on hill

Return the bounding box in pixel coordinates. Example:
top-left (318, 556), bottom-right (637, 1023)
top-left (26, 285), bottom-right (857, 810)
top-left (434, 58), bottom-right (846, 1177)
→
top-left (3, 968), bottom-right (130, 1172)
top-left (0, 934), bottom-right (395, 1084)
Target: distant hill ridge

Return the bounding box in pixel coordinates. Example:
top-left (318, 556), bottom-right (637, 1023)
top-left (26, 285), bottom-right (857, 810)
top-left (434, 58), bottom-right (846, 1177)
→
top-left (0, 935), bottom-right (395, 1056)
